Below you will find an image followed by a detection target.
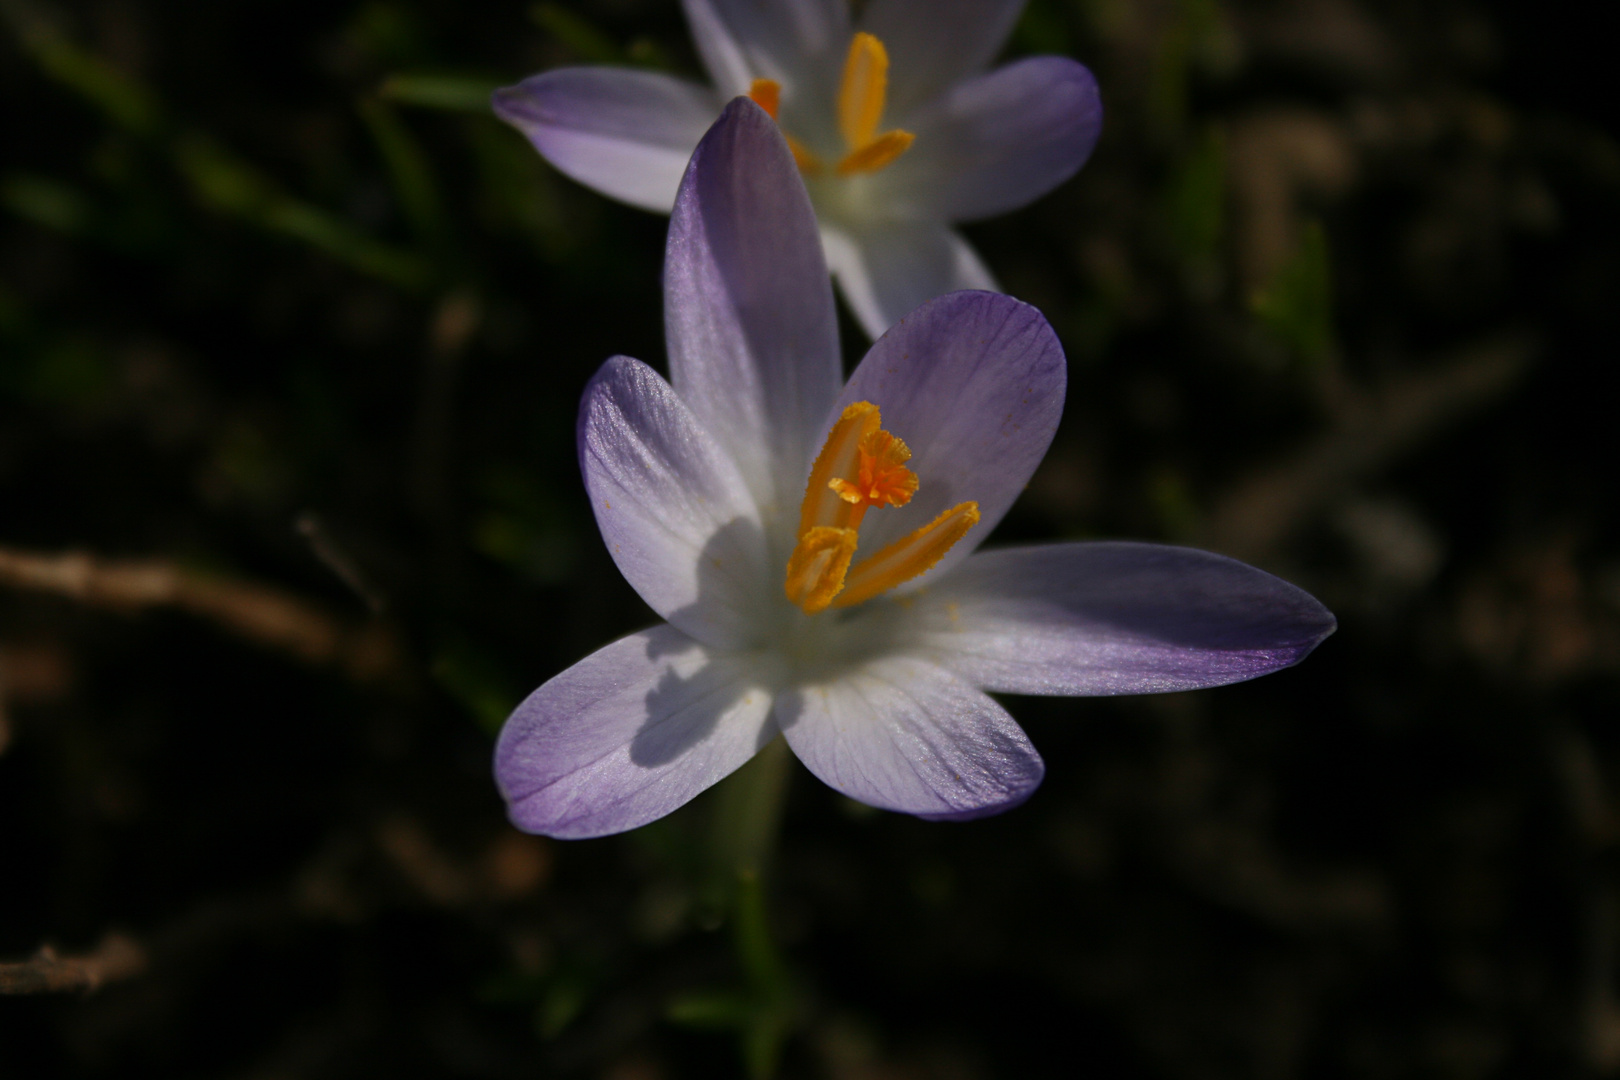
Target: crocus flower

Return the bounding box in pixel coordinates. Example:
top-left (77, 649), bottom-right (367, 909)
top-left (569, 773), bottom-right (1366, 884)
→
top-left (494, 100), bottom-right (1334, 839)
top-left (493, 0), bottom-right (1102, 338)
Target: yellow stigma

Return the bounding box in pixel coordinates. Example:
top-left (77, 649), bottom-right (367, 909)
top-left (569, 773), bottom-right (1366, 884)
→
top-left (829, 426), bottom-right (918, 511)
top-left (746, 33), bottom-right (915, 180)
top-left (784, 401), bottom-right (977, 614)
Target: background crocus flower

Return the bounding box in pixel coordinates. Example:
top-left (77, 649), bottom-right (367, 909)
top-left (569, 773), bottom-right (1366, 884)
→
top-left (493, 0), bottom-right (1103, 338)
top-left (495, 100), bottom-right (1332, 839)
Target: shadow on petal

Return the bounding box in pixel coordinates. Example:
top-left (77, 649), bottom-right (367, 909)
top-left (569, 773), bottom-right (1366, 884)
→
top-left (770, 685), bottom-right (805, 736)
top-left (633, 517), bottom-right (783, 767)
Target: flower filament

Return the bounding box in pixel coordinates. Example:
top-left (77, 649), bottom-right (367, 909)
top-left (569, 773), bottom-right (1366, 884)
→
top-left (785, 402), bottom-right (979, 615)
top-left (748, 32), bottom-right (916, 177)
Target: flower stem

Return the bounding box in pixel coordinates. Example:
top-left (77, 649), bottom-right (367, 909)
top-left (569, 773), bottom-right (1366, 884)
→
top-left (699, 735), bottom-right (797, 1079)
top-left (708, 733), bottom-right (792, 880)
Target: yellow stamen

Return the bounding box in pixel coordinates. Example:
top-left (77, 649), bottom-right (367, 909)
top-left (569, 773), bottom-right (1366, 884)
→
top-left (836, 129), bottom-right (915, 175)
top-left (748, 78), bottom-right (781, 120)
top-left (787, 136), bottom-right (824, 175)
top-left (832, 33), bottom-right (914, 173)
top-left (838, 32), bottom-right (890, 151)
top-left (784, 525), bottom-right (858, 614)
top-left (798, 402), bottom-right (884, 537)
top-left (832, 502), bottom-right (981, 609)
top-left (752, 34), bottom-right (913, 178)
top-left (785, 401), bottom-right (971, 614)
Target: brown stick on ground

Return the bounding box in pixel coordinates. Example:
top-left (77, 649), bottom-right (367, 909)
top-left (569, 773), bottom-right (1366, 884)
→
top-left (1198, 334), bottom-right (1533, 563)
top-left (0, 934), bottom-right (146, 995)
top-left (0, 547), bottom-right (400, 683)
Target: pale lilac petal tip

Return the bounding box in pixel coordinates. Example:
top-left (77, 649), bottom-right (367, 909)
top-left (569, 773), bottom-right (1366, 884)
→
top-left (859, 0), bottom-right (1027, 118)
top-left (683, 0), bottom-right (851, 100)
top-left (882, 56), bottom-right (1103, 223)
top-left (916, 792), bottom-right (1038, 823)
top-left (834, 290), bottom-right (1066, 581)
top-left (821, 221), bottom-right (998, 340)
top-left (492, 68), bottom-right (721, 213)
top-left (778, 656), bottom-right (1044, 819)
top-left (665, 97), bottom-right (842, 510)
top-left (495, 626), bottom-right (780, 839)
top-left (913, 542), bottom-right (1337, 696)
top-left (578, 355), bottom-right (770, 650)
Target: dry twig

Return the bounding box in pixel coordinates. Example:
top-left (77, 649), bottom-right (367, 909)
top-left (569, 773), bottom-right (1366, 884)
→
top-left (0, 934), bottom-right (145, 995)
top-left (0, 546), bottom-right (401, 682)
top-left (1200, 334), bottom-right (1532, 561)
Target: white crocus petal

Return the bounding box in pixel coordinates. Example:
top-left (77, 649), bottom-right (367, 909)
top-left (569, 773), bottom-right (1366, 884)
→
top-left (664, 99), bottom-right (843, 520)
top-left (580, 356), bottom-right (772, 650)
top-left (876, 56), bottom-right (1104, 223)
top-left (819, 221), bottom-right (997, 340)
top-left (682, 0), bottom-right (851, 99)
top-left (777, 655), bottom-right (1044, 819)
top-left (858, 0), bottom-right (1027, 118)
top-left (491, 68), bottom-right (721, 214)
top-left (907, 543), bottom-right (1340, 695)
top-left (497, 626), bottom-right (783, 840)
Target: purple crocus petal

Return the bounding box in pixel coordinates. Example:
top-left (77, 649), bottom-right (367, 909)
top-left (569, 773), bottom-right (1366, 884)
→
top-left (777, 655), bottom-right (1043, 819)
top-left (580, 355), bottom-right (772, 650)
top-left (821, 221), bottom-right (998, 340)
top-left (831, 291), bottom-right (1065, 583)
top-left (682, 0), bottom-right (850, 100)
top-left (858, 0), bottom-right (1026, 119)
top-left (665, 98), bottom-right (843, 515)
top-left (907, 542), bottom-right (1338, 695)
top-left (492, 68), bottom-right (721, 213)
top-left (877, 56), bottom-right (1103, 223)
top-left (497, 625), bottom-right (782, 839)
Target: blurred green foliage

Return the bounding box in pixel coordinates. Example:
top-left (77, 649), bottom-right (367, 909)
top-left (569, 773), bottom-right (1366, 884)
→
top-left (668, 869), bottom-right (799, 1080)
top-left (1251, 219), bottom-right (1335, 367)
top-left (530, 2), bottom-right (623, 65)
top-left (1163, 126), bottom-right (1225, 262)
top-left (431, 636), bottom-right (522, 736)
top-left (380, 73), bottom-right (504, 112)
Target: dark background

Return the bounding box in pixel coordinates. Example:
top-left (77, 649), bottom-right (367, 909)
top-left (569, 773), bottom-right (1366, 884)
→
top-left (2, 0), bottom-right (1617, 1076)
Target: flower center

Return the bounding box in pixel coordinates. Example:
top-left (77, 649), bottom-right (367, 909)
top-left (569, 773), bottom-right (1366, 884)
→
top-left (784, 401), bottom-right (979, 615)
top-left (747, 32), bottom-right (916, 178)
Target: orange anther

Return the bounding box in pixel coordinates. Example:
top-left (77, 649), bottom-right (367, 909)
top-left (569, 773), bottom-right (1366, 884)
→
top-left (784, 525), bottom-right (858, 614)
top-left (748, 78), bottom-right (781, 120)
top-left (838, 32), bottom-right (890, 151)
